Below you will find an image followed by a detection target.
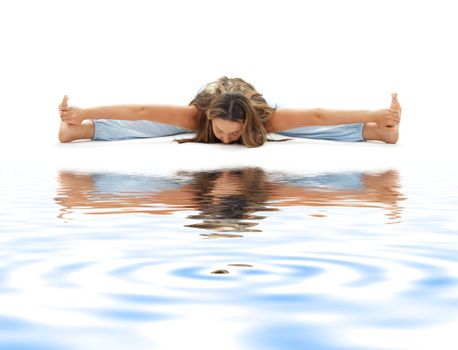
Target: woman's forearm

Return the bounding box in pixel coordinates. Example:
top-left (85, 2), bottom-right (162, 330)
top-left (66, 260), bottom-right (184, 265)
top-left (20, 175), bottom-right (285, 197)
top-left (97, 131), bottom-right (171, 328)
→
top-left (82, 104), bottom-right (199, 130)
top-left (267, 108), bottom-right (377, 132)
top-left (83, 105), bottom-right (143, 120)
top-left (316, 109), bottom-right (377, 125)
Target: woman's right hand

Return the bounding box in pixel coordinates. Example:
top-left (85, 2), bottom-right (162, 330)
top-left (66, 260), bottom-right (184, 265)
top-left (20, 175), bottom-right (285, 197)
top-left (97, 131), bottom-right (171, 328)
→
top-left (372, 94), bottom-right (401, 127)
top-left (59, 95), bottom-right (85, 125)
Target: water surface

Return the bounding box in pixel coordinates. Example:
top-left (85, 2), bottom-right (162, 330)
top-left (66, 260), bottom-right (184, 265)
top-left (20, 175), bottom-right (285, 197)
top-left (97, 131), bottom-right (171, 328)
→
top-left (1, 166), bottom-right (457, 350)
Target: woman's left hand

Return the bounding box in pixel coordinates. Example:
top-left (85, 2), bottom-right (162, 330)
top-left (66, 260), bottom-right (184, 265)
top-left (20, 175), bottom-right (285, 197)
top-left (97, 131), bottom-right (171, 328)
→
top-left (59, 95), bottom-right (85, 125)
top-left (371, 109), bottom-right (399, 127)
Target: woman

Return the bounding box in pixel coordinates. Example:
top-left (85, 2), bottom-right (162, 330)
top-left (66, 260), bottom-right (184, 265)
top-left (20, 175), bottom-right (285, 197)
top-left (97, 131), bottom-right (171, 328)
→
top-left (58, 76), bottom-right (401, 146)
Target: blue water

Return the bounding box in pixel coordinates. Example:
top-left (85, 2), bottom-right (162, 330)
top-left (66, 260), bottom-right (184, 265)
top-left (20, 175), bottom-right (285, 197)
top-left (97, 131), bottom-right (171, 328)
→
top-left (1, 167), bottom-right (457, 350)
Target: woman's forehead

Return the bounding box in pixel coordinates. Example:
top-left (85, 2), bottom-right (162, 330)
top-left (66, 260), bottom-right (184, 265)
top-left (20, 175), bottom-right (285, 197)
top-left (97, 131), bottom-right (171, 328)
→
top-left (212, 118), bottom-right (243, 132)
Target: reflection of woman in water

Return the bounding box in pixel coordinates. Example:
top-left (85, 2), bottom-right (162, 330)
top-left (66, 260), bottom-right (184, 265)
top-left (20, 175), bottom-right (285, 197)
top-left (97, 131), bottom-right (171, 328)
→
top-left (55, 168), bottom-right (405, 233)
top-left (182, 168), bottom-right (278, 233)
top-left (59, 76), bottom-right (401, 147)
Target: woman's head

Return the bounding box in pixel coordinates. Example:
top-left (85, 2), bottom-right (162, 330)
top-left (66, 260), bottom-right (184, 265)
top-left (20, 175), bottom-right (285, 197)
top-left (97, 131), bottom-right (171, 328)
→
top-left (178, 76), bottom-right (276, 148)
top-left (207, 91), bottom-right (266, 145)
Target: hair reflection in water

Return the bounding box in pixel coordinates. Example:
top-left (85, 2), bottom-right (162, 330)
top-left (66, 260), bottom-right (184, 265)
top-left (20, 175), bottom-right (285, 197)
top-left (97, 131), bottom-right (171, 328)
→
top-left (55, 168), bottom-right (405, 235)
top-left (179, 168), bottom-right (278, 235)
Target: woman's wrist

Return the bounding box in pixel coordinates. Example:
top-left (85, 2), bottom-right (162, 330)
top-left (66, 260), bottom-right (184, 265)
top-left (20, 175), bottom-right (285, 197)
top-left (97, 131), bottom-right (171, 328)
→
top-left (82, 107), bottom-right (102, 120)
top-left (82, 108), bottom-right (91, 120)
top-left (367, 110), bottom-right (378, 123)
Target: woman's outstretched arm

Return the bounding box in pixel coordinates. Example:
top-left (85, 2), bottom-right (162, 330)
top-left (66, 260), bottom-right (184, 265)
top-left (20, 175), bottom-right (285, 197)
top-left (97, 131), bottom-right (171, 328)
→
top-left (265, 94), bottom-right (401, 132)
top-left (59, 95), bottom-right (200, 131)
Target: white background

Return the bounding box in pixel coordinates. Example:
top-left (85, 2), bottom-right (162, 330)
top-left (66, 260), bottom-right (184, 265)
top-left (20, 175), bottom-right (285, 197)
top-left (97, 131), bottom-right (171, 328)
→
top-left (0, 0), bottom-right (457, 157)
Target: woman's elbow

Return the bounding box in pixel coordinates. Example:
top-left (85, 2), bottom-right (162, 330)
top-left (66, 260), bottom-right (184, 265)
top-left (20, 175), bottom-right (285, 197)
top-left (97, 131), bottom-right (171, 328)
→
top-left (313, 108), bottom-right (327, 125)
top-left (136, 105), bottom-right (146, 119)
top-left (185, 105), bottom-right (200, 131)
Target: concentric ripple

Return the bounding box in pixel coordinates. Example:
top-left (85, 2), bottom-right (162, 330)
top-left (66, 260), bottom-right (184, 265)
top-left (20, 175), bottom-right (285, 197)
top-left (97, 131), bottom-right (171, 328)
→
top-left (0, 167), bottom-right (457, 349)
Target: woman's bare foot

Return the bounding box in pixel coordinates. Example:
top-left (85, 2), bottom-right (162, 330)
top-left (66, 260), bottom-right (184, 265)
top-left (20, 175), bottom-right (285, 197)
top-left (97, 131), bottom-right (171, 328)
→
top-left (58, 120), bottom-right (94, 143)
top-left (378, 123), bottom-right (399, 144)
top-left (363, 122), bottom-right (399, 144)
top-left (363, 93), bottom-right (401, 144)
top-left (58, 95), bottom-right (94, 143)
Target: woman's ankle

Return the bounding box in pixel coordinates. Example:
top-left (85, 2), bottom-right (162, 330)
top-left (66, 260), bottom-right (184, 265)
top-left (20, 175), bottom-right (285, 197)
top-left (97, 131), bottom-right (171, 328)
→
top-left (59, 120), bottom-right (94, 143)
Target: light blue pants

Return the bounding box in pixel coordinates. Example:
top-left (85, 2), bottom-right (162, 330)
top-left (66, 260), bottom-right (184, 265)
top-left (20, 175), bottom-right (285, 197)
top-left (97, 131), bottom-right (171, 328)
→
top-left (92, 120), bottom-right (365, 142)
top-left (90, 171), bottom-right (364, 194)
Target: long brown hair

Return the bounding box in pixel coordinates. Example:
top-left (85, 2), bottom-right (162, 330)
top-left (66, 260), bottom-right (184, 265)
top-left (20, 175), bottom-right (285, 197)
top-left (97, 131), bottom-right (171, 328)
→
top-left (177, 76), bottom-right (277, 148)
